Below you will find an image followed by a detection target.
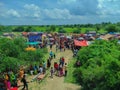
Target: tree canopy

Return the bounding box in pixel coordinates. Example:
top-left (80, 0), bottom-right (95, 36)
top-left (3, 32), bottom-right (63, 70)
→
top-left (0, 37), bottom-right (47, 72)
top-left (74, 40), bottom-right (120, 90)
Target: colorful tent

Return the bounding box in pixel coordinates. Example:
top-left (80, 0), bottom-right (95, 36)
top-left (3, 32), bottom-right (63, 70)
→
top-left (74, 39), bottom-right (88, 46)
top-left (28, 34), bottom-right (42, 42)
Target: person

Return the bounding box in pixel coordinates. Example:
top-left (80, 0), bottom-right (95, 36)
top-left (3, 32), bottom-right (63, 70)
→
top-left (4, 73), bottom-right (11, 90)
top-left (30, 65), bottom-right (34, 75)
top-left (49, 51), bottom-right (53, 59)
top-left (50, 44), bottom-right (52, 50)
top-left (47, 59), bottom-right (51, 68)
top-left (60, 45), bottom-right (62, 52)
top-left (53, 53), bottom-right (56, 59)
top-left (34, 64), bottom-right (38, 75)
top-left (54, 62), bottom-right (58, 73)
top-left (50, 67), bottom-right (54, 78)
top-left (59, 67), bottom-right (63, 77)
top-left (10, 71), bottom-right (16, 87)
top-left (56, 43), bottom-right (59, 52)
top-left (64, 63), bottom-right (67, 77)
top-left (39, 65), bottom-right (43, 74)
top-left (42, 61), bottom-right (46, 74)
top-left (59, 57), bottom-right (62, 66)
top-left (21, 75), bottom-right (28, 90)
top-left (61, 57), bottom-right (65, 67)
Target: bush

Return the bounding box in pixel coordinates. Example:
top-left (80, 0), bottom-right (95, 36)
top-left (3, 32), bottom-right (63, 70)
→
top-left (74, 40), bottom-right (120, 90)
top-left (0, 38), bottom-right (48, 72)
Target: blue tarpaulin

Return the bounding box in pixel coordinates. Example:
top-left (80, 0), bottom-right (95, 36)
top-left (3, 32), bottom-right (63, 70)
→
top-left (28, 34), bottom-right (42, 42)
top-left (26, 42), bottom-right (42, 45)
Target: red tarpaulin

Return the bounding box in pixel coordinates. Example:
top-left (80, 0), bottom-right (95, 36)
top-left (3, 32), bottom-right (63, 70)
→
top-left (74, 39), bottom-right (88, 46)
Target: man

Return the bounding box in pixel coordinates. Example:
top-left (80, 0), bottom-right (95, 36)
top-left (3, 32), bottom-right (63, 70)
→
top-left (21, 75), bottom-right (28, 90)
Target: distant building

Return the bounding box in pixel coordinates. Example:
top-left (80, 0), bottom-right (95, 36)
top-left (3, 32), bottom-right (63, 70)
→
top-left (87, 31), bottom-right (97, 36)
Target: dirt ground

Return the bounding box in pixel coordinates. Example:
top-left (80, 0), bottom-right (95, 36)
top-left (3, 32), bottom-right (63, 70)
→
top-left (19, 45), bottom-right (81, 90)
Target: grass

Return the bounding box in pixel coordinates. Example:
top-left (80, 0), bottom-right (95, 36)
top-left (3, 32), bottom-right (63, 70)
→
top-left (64, 58), bottom-right (77, 83)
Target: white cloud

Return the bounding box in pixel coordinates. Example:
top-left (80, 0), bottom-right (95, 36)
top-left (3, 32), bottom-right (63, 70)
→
top-left (24, 4), bottom-right (40, 10)
top-left (6, 9), bottom-right (20, 17)
top-left (23, 4), bottom-right (41, 18)
top-left (44, 8), bottom-right (72, 19)
top-left (33, 12), bottom-right (41, 18)
top-left (97, 0), bottom-right (120, 17)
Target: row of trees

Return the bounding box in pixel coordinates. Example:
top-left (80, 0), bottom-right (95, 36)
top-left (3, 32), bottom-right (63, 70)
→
top-left (0, 37), bottom-right (47, 73)
top-left (74, 40), bottom-right (120, 90)
top-left (1, 22), bottom-right (120, 33)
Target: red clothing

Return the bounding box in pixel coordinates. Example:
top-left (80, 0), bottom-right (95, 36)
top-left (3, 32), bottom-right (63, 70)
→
top-left (62, 58), bottom-right (65, 62)
top-left (54, 63), bottom-right (58, 69)
top-left (10, 87), bottom-right (18, 90)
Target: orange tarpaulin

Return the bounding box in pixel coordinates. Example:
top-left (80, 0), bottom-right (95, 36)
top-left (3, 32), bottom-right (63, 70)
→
top-left (74, 39), bottom-right (88, 46)
top-left (25, 47), bottom-right (36, 51)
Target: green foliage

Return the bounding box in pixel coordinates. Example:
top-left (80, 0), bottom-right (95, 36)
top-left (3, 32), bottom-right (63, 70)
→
top-left (0, 25), bottom-right (5, 32)
top-left (0, 57), bottom-right (22, 72)
top-left (25, 26), bottom-right (33, 32)
top-left (58, 29), bottom-right (66, 33)
top-left (50, 25), bottom-right (56, 32)
top-left (13, 26), bottom-right (24, 32)
top-left (73, 29), bottom-right (81, 34)
top-left (105, 24), bottom-right (119, 32)
top-left (18, 49), bottom-right (44, 63)
top-left (74, 40), bottom-right (120, 90)
top-left (0, 37), bottom-right (47, 72)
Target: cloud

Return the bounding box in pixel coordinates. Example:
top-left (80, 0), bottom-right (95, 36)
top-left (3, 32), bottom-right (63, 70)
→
top-left (0, 9), bottom-right (20, 18)
top-left (97, 0), bottom-right (120, 16)
top-left (43, 8), bottom-right (72, 19)
top-left (58, 0), bottom-right (99, 16)
top-left (6, 9), bottom-right (21, 17)
top-left (24, 4), bottom-right (40, 10)
top-left (23, 4), bottom-right (41, 18)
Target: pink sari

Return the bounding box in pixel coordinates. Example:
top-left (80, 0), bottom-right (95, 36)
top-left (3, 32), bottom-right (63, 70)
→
top-left (7, 81), bottom-right (11, 90)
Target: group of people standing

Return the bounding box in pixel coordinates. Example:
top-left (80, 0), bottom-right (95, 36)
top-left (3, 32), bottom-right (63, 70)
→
top-left (3, 70), bottom-right (17, 90)
top-left (48, 50), bottom-right (68, 78)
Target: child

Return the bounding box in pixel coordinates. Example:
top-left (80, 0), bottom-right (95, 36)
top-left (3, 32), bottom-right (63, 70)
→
top-left (50, 67), bottom-right (54, 78)
top-left (64, 63), bottom-right (67, 77)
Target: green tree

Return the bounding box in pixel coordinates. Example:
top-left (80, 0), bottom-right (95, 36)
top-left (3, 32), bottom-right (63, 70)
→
top-left (0, 57), bottom-right (22, 72)
top-left (105, 24), bottom-right (118, 32)
top-left (74, 40), bottom-right (120, 90)
top-left (50, 25), bottom-right (56, 32)
top-left (25, 26), bottom-right (33, 32)
top-left (0, 25), bottom-right (4, 32)
top-left (73, 29), bottom-right (81, 34)
top-left (13, 26), bottom-right (24, 32)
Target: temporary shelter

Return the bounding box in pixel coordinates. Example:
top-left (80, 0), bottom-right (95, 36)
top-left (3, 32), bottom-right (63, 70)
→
top-left (74, 39), bottom-right (88, 47)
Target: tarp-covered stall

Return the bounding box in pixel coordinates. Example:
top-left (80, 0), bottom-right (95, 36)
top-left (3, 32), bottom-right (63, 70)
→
top-left (74, 39), bottom-right (88, 47)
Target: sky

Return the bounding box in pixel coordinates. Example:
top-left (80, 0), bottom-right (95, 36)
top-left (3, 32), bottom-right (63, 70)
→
top-left (0, 0), bottom-right (120, 25)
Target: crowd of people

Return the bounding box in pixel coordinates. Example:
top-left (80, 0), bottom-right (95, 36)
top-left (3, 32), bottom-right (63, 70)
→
top-left (0, 41), bottom-right (80, 90)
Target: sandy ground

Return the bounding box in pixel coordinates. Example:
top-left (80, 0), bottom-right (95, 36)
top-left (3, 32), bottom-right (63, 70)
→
top-left (19, 46), bottom-right (81, 90)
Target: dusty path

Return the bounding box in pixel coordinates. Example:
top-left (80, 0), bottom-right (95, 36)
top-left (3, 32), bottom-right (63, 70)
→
top-left (40, 46), bottom-right (81, 90)
top-left (19, 45), bottom-right (80, 90)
